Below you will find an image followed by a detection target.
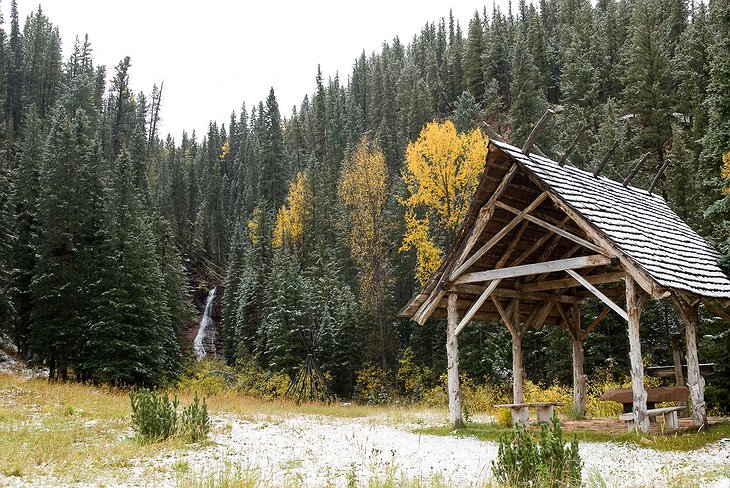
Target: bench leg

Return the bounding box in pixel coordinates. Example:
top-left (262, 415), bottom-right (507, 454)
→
top-left (626, 419), bottom-right (636, 433)
top-left (535, 405), bottom-right (554, 424)
top-left (665, 411), bottom-right (678, 430)
top-left (511, 406), bottom-right (529, 427)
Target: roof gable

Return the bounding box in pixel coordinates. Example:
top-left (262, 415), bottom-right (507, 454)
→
top-left (493, 140), bottom-right (730, 299)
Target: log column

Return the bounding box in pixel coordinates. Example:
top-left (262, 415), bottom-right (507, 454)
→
top-left (626, 275), bottom-right (649, 432)
top-left (446, 293), bottom-right (463, 428)
top-left (674, 298), bottom-right (707, 427)
top-left (506, 299), bottom-right (526, 404)
top-left (671, 333), bottom-right (689, 417)
top-left (567, 305), bottom-right (586, 417)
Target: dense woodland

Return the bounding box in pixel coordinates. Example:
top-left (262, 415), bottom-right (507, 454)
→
top-left (0, 0), bottom-right (728, 409)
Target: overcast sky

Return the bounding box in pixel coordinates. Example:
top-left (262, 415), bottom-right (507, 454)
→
top-left (12, 1), bottom-right (510, 139)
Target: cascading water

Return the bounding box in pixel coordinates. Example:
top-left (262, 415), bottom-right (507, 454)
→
top-left (193, 287), bottom-right (217, 359)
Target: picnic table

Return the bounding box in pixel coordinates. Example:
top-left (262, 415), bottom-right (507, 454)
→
top-left (600, 386), bottom-right (689, 413)
top-left (493, 402), bottom-right (564, 426)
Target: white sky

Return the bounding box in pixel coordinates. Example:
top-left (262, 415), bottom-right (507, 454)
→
top-left (11, 0), bottom-right (511, 139)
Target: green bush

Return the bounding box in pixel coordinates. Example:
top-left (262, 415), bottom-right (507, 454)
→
top-left (129, 388), bottom-right (178, 442)
top-left (129, 389), bottom-right (210, 444)
top-left (179, 393), bottom-right (210, 443)
top-left (491, 415), bottom-right (581, 488)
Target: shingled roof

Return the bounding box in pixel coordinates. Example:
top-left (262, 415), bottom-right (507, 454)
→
top-left (400, 139), bottom-right (730, 325)
top-left (494, 140), bottom-right (730, 299)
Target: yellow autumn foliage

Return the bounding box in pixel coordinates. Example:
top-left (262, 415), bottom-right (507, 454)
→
top-left (338, 137), bottom-right (390, 311)
top-left (247, 206), bottom-right (261, 244)
top-left (400, 120), bottom-right (489, 284)
top-left (722, 148), bottom-right (730, 194)
top-left (219, 141), bottom-right (229, 160)
top-left (273, 172), bottom-right (311, 248)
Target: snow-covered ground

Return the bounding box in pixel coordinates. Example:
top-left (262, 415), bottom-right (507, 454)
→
top-left (125, 414), bottom-right (729, 487)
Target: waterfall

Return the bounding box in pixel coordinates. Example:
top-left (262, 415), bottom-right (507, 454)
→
top-left (194, 287), bottom-right (217, 359)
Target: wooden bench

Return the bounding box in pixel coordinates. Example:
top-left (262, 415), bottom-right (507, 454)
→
top-left (619, 406), bottom-right (683, 432)
top-left (494, 402), bottom-right (564, 426)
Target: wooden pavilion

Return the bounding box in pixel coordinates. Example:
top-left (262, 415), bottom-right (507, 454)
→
top-left (399, 137), bottom-right (730, 433)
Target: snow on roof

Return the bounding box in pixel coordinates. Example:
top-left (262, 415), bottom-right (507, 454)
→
top-left (492, 139), bottom-right (730, 299)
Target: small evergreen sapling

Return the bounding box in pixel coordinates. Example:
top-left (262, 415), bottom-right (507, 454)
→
top-left (492, 415), bottom-right (582, 488)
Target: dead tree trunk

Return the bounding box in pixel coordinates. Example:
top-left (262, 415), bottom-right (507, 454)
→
top-left (673, 297), bottom-right (707, 427)
top-left (626, 275), bottom-right (649, 432)
top-left (446, 293), bottom-right (462, 428)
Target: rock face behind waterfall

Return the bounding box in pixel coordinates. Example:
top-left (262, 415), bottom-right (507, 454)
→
top-left (183, 258), bottom-right (225, 359)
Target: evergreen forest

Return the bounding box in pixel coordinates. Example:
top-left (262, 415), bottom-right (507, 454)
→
top-left (0, 0), bottom-right (728, 411)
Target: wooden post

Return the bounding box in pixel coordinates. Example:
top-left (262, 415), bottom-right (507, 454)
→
top-left (671, 333), bottom-right (689, 417)
top-left (446, 293), bottom-right (463, 429)
top-left (673, 298), bottom-right (707, 427)
top-left (626, 276), bottom-right (649, 432)
top-left (568, 305), bottom-right (586, 417)
top-left (504, 298), bottom-right (525, 404)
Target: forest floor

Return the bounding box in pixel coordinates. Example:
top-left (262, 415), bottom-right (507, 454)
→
top-left (0, 369), bottom-right (729, 488)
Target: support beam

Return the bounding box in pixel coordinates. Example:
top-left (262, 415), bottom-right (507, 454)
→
top-left (648, 159), bottom-right (670, 194)
top-left (559, 125), bottom-right (587, 166)
top-left (626, 275), bottom-right (649, 433)
top-left (593, 141), bottom-right (618, 177)
top-left (581, 306), bottom-right (612, 340)
top-left (671, 333), bottom-right (689, 417)
top-left (414, 290), bottom-right (445, 326)
top-left (566, 269), bottom-right (629, 321)
top-left (446, 294), bottom-right (463, 429)
top-left (541, 191), bottom-right (664, 298)
top-left (701, 298), bottom-right (730, 323)
top-left (564, 305), bottom-right (586, 417)
top-left (510, 217), bottom-right (571, 266)
top-left (526, 301), bottom-right (554, 330)
top-left (446, 283), bottom-right (584, 304)
top-left (496, 201), bottom-right (609, 256)
top-left (673, 296), bottom-right (707, 427)
top-left (450, 192), bottom-right (549, 280)
top-left (452, 164), bottom-right (519, 270)
top-left (623, 152), bottom-right (650, 187)
top-left (523, 109), bottom-right (557, 155)
top-left (522, 271), bottom-right (625, 293)
top-left (455, 279), bottom-right (502, 335)
top-left (456, 254), bottom-right (612, 284)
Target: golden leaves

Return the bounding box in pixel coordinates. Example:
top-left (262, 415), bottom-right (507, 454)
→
top-left (273, 172), bottom-right (311, 248)
top-left (338, 137), bottom-right (391, 311)
top-left (400, 120), bottom-right (489, 284)
top-left (722, 149), bottom-right (730, 195)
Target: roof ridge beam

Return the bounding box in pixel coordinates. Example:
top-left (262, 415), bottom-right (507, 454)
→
top-left (495, 201), bottom-right (609, 256)
top-left (456, 254), bottom-right (612, 284)
top-left (450, 191), bottom-right (549, 280)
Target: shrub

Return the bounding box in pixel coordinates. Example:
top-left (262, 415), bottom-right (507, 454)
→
top-left (179, 393), bottom-right (210, 443)
top-left (491, 415), bottom-right (582, 488)
top-left (354, 362), bottom-right (392, 405)
top-left (129, 389), bottom-right (210, 443)
top-left (129, 388), bottom-right (178, 442)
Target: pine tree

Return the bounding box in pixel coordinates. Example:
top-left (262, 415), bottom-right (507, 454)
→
top-left (464, 12), bottom-right (487, 103)
top-left (30, 108), bottom-right (87, 379)
top-left (622, 0), bottom-right (673, 160)
top-left (508, 31), bottom-right (547, 145)
top-left (9, 108), bottom-right (43, 356)
top-left (258, 88), bottom-right (287, 210)
top-left (82, 150), bottom-right (171, 385)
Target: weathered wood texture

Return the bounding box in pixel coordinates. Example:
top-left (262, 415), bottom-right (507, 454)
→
top-left (446, 294), bottom-right (462, 429)
top-left (671, 334), bottom-right (689, 416)
top-left (626, 276), bottom-right (649, 433)
top-left (673, 296), bottom-right (707, 427)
